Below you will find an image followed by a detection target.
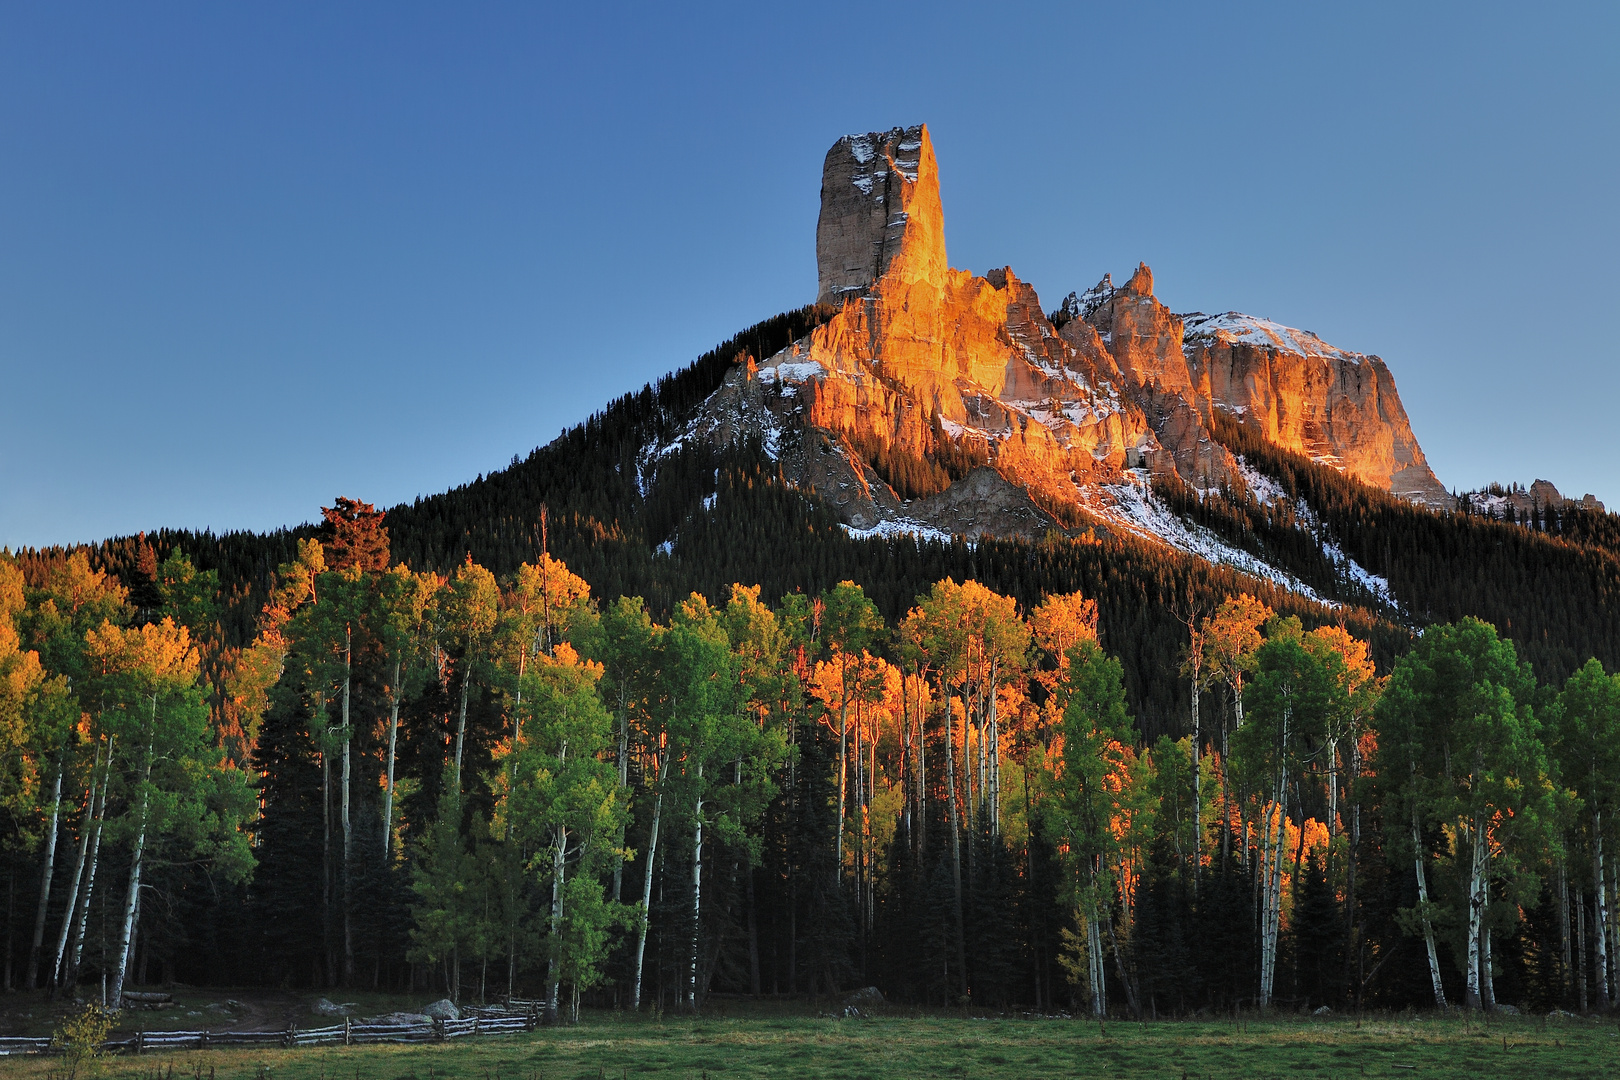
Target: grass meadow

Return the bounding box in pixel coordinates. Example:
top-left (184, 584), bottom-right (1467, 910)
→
top-left (6, 1010), bottom-right (1619, 1080)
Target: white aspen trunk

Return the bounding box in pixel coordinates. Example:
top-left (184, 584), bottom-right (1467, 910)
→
top-left (1088, 911), bottom-right (1105, 1016)
top-left (1190, 673), bottom-right (1201, 883)
top-left (1409, 776), bottom-right (1447, 1007)
top-left (1482, 886), bottom-right (1497, 1010)
top-left (1263, 710), bottom-right (1291, 1008)
top-left (1416, 834), bottom-right (1448, 1009)
top-left (1609, 862), bottom-right (1620, 1005)
top-left (988, 658), bottom-right (999, 837)
top-left (506, 646), bottom-right (527, 845)
top-left (1261, 799), bottom-right (1277, 1006)
top-left (1259, 787), bottom-right (1286, 1007)
top-left (837, 671), bottom-right (847, 882)
top-left (1346, 733), bottom-right (1363, 968)
top-left (66, 750), bottom-right (113, 985)
top-left (868, 721), bottom-right (876, 932)
top-left (454, 657), bottom-right (472, 791)
top-left (944, 679), bottom-right (967, 1000)
top-left (1328, 739), bottom-right (1340, 839)
top-left (916, 674), bottom-right (926, 855)
top-left (689, 762), bottom-right (704, 1009)
top-left (963, 700), bottom-right (974, 837)
top-left (1087, 859), bottom-right (1107, 1017)
top-left (631, 748), bottom-right (667, 1010)
top-left (970, 686), bottom-right (978, 827)
top-left (1271, 795), bottom-right (1290, 997)
top-left (1609, 861), bottom-right (1619, 1007)
top-left (1465, 811), bottom-right (1487, 1009)
top-left (383, 658), bottom-right (402, 856)
top-left (110, 711), bottom-right (156, 1010)
top-left (1593, 812), bottom-right (1610, 1009)
top-left (51, 748), bottom-right (101, 987)
top-left (853, 704), bottom-right (864, 918)
top-left (26, 750), bottom-right (65, 988)
top-left (1220, 700), bottom-right (1233, 867)
top-left (1255, 797), bottom-right (1270, 1003)
top-left (900, 673), bottom-right (912, 840)
top-left (545, 824), bottom-right (566, 1023)
top-left (613, 687), bottom-right (628, 903)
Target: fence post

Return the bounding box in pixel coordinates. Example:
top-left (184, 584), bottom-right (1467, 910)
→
top-left (285, 1023), bottom-right (297, 1049)
top-left (433, 1018), bottom-right (445, 1043)
top-left (135, 1029), bottom-right (145, 1055)
top-left (201, 1030), bottom-right (210, 1050)
top-left (344, 1017), bottom-right (352, 1046)
top-left (473, 1015), bottom-right (480, 1038)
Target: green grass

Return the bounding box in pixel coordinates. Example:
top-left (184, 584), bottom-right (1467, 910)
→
top-left (7, 1012), bottom-right (1619, 1080)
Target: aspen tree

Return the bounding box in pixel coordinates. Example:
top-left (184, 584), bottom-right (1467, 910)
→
top-left (84, 618), bottom-right (253, 1009)
top-left (1551, 660), bottom-right (1620, 1010)
top-left (497, 644), bottom-right (627, 1023)
top-left (1235, 618), bottom-right (1337, 1008)
top-left (443, 559), bottom-right (500, 793)
top-left (1050, 638), bottom-right (1139, 1017)
top-left (578, 596), bottom-right (661, 1001)
top-left (1377, 618), bottom-right (1557, 1010)
top-left (375, 567), bottom-right (440, 856)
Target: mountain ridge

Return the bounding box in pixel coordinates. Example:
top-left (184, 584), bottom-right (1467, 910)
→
top-left (668, 123), bottom-right (1459, 597)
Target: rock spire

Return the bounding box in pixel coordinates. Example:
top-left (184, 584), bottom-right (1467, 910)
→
top-left (815, 124), bottom-right (946, 306)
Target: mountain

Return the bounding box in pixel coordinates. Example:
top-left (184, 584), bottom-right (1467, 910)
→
top-left (24, 123), bottom-right (1620, 722)
top-left (680, 123), bottom-right (1450, 571)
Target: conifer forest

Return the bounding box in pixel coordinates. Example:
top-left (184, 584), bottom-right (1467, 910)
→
top-left (5, 309), bottom-right (1620, 1021)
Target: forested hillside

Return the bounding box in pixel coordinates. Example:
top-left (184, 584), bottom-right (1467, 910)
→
top-left (4, 306), bottom-right (1620, 1019)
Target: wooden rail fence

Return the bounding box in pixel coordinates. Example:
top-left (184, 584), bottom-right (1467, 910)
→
top-left (0, 1005), bottom-right (540, 1057)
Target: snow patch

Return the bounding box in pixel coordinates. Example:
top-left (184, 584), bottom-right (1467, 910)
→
top-left (1182, 312), bottom-right (1364, 364)
top-left (1230, 457), bottom-right (1398, 609)
top-left (841, 519), bottom-right (956, 545)
top-left (1234, 457), bottom-right (1288, 507)
top-left (1094, 477), bottom-right (1333, 604)
top-left (1322, 539), bottom-right (1397, 608)
top-left (766, 361), bottom-right (827, 384)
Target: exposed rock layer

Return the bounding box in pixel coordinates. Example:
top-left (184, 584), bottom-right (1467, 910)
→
top-left (1182, 312), bottom-right (1448, 504)
top-left (694, 123), bottom-right (1457, 545)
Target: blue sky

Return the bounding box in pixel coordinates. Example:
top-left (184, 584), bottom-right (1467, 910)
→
top-left (2, 2), bottom-right (1616, 549)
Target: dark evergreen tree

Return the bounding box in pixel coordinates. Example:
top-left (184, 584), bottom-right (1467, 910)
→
top-left (248, 694), bottom-right (328, 986)
top-left (1290, 849), bottom-right (1344, 1009)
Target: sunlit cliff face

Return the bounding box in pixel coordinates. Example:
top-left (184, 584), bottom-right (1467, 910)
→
top-left (682, 123), bottom-right (1448, 546)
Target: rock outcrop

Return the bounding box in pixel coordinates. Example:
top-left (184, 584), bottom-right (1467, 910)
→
top-left (682, 122), bottom-right (1465, 549)
top-left (1181, 312), bottom-right (1448, 506)
top-left (1459, 479), bottom-right (1605, 517)
top-left (816, 125), bottom-right (946, 306)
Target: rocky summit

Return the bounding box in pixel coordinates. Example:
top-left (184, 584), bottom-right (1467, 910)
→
top-left (676, 123), bottom-right (1450, 561)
